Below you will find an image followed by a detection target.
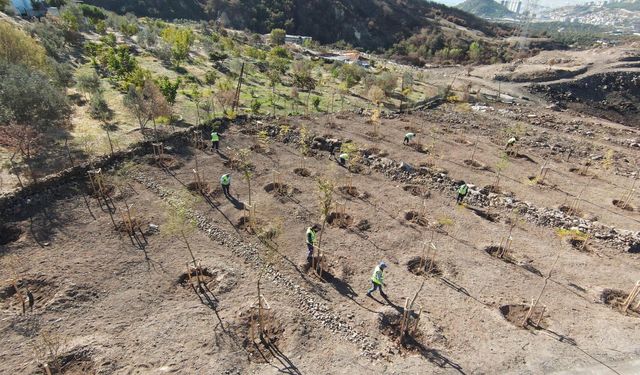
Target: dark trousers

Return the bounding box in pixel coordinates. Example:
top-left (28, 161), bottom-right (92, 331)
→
top-left (306, 243), bottom-right (314, 262)
top-left (367, 281), bottom-right (386, 297)
top-left (212, 141), bottom-right (219, 150)
top-left (222, 184), bottom-right (230, 196)
top-left (456, 193), bottom-right (466, 204)
top-left (338, 158), bottom-right (346, 166)
top-left (403, 137), bottom-right (409, 145)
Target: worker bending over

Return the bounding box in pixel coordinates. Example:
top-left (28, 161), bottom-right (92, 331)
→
top-left (338, 153), bottom-right (349, 167)
top-left (404, 133), bottom-right (416, 145)
top-left (456, 181), bottom-right (468, 204)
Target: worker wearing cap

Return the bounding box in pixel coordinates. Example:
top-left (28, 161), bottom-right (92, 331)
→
top-left (404, 133), bottom-right (416, 145)
top-left (367, 262), bottom-right (388, 298)
top-left (220, 173), bottom-right (231, 197)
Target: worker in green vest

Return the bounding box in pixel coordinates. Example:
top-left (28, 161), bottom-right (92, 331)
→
top-left (456, 181), bottom-right (468, 204)
top-left (305, 224), bottom-right (320, 264)
top-left (211, 130), bottom-right (220, 151)
top-left (404, 132), bottom-right (416, 145)
top-left (338, 153), bottom-right (349, 167)
top-left (367, 262), bottom-right (388, 298)
top-left (220, 173), bottom-right (231, 197)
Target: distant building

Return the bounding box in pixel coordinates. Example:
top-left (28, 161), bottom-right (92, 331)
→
top-left (498, 0), bottom-right (523, 14)
top-left (285, 35), bottom-right (312, 45)
top-left (9, 0), bottom-right (47, 17)
top-left (319, 50), bottom-right (371, 68)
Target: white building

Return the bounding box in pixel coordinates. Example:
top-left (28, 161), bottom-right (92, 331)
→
top-left (9, 0), bottom-right (47, 17)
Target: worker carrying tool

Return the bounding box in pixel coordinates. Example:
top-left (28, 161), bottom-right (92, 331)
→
top-left (367, 262), bottom-right (388, 298)
top-left (338, 153), bottom-right (349, 167)
top-left (220, 173), bottom-right (231, 197)
top-left (403, 133), bottom-right (416, 145)
top-left (211, 130), bottom-right (220, 151)
top-left (305, 224), bottom-right (320, 264)
top-left (456, 181), bottom-right (469, 204)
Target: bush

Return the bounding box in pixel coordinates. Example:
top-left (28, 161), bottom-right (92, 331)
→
top-left (76, 69), bottom-right (101, 97)
top-left (29, 22), bottom-right (67, 60)
top-left (79, 4), bottom-right (107, 21)
top-left (208, 50), bottom-right (228, 62)
top-left (89, 92), bottom-right (113, 122)
top-left (270, 28), bottom-right (286, 45)
top-left (0, 21), bottom-right (48, 71)
top-left (0, 62), bottom-right (71, 130)
top-left (269, 46), bottom-right (291, 60)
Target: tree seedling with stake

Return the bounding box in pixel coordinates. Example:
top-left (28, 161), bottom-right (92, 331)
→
top-left (88, 169), bottom-right (118, 230)
top-left (522, 254), bottom-right (560, 328)
top-left (497, 222), bottom-right (516, 259)
top-left (419, 232), bottom-right (437, 276)
top-left (238, 148), bottom-right (253, 206)
top-left (399, 280), bottom-right (425, 346)
top-left (250, 270), bottom-right (273, 344)
top-left (152, 142), bottom-right (165, 166)
top-left (315, 178), bottom-right (334, 275)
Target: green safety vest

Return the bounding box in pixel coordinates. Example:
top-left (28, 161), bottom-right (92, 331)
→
top-left (371, 265), bottom-right (384, 285)
top-left (306, 227), bottom-right (316, 245)
top-left (458, 184), bottom-right (468, 195)
top-left (211, 132), bottom-right (219, 142)
top-left (339, 153), bottom-right (349, 160)
top-left (220, 174), bottom-right (230, 185)
top-left (405, 133), bottom-right (415, 140)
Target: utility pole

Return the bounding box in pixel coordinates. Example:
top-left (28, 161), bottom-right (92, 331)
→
top-left (232, 62), bottom-right (245, 113)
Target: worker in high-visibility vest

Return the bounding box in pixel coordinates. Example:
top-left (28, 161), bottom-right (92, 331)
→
top-left (456, 181), bottom-right (468, 204)
top-left (338, 153), bottom-right (349, 167)
top-left (220, 173), bottom-right (231, 197)
top-left (505, 136), bottom-right (517, 152)
top-left (404, 132), bottom-right (416, 145)
top-left (367, 262), bottom-right (388, 298)
top-left (305, 225), bottom-right (320, 263)
top-left (211, 130), bottom-right (220, 151)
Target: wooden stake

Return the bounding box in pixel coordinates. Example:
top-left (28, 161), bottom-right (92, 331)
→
top-left (622, 281), bottom-right (640, 313)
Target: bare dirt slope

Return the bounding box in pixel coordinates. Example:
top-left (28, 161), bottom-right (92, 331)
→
top-left (1, 96), bottom-right (640, 374)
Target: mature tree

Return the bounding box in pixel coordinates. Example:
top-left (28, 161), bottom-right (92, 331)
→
top-left (161, 26), bottom-right (194, 67)
top-left (144, 80), bottom-right (171, 137)
top-left (368, 85), bottom-right (385, 107)
top-left (468, 41), bottom-right (483, 62)
top-left (270, 28), bottom-right (286, 45)
top-left (89, 92), bottom-right (116, 155)
top-left (123, 84), bottom-right (150, 130)
top-left (292, 60), bottom-right (317, 114)
top-left (157, 75), bottom-right (180, 106)
top-left (338, 63), bottom-right (365, 89)
top-left (216, 79), bottom-right (235, 115)
top-left (376, 72), bottom-right (398, 96)
top-left (266, 68), bottom-right (281, 115)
